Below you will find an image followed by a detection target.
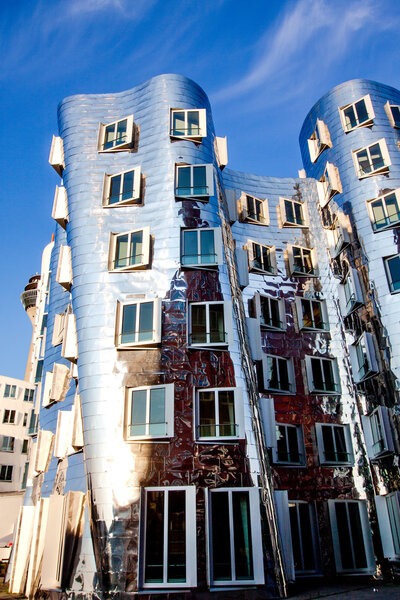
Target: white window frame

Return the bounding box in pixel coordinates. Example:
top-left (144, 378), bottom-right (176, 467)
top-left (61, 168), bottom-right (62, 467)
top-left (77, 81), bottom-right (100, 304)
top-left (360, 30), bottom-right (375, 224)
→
top-left (0, 465), bottom-right (13, 481)
top-left (3, 410), bottom-right (16, 424)
top-left (328, 499), bottom-right (375, 574)
top-left (384, 254), bottom-right (400, 294)
top-left (305, 356), bottom-right (341, 395)
top-left (287, 499), bottom-right (320, 575)
top-left (195, 387), bottom-right (244, 441)
top-left (207, 487), bottom-right (264, 586)
top-left (375, 492), bottom-right (400, 559)
top-left (125, 384), bottom-right (174, 441)
top-left (1, 436), bottom-right (15, 452)
top-left (280, 197), bottom-right (308, 227)
top-left (274, 423), bottom-right (305, 465)
top-left (108, 227), bottom-right (151, 272)
top-left (188, 301), bottom-right (233, 348)
top-left (295, 297), bottom-right (328, 332)
top-left (384, 101), bottom-right (400, 129)
top-left (49, 135), bottom-right (64, 175)
top-left (352, 138), bottom-right (391, 179)
top-left (307, 119), bottom-right (332, 162)
top-left (170, 108), bottom-right (207, 140)
top-left (287, 245), bottom-right (318, 277)
top-left (338, 268), bottom-right (364, 316)
top-left (175, 164), bottom-right (214, 199)
top-left (97, 115), bottom-right (134, 152)
top-left (180, 228), bottom-right (223, 268)
top-left (367, 189), bottom-right (400, 232)
top-left (362, 406), bottom-right (394, 460)
top-left (247, 240), bottom-right (277, 275)
top-left (315, 423), bottom-right (353, 466)
top-left (102, 166), bottom-right (142, 207)
top-left (316, 162), bottom-right (342, 208)
top-left (239, 192), bottom-right (269, 226)
top-left (115, 298), bottom-right (162, 349)
top-left (4, 384), bottom-right (16, 398)
top-left (141, 486), bottom-right (197, 589)
top-left (339, 95), bottom-right (375, 132)
top-left (349, 332), bottom-right (378, 383)
top-left (251, 293), bottom-right (285, 331)
top-left (262, 355), bottom-right (295, 394)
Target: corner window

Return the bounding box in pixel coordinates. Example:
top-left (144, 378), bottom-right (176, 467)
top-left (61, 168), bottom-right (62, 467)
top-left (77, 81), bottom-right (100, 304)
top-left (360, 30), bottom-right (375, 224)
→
top-left (170, 108), bottom-right (206, 140)
top-left (208, 488), bottom-right (264, 585)
top-left (4, 384), bottom-right (16, 398)
top-left (175, 164), bottom-right (214, 199)
top-left (196, 388), bottom-right (243, 440)
top-left (296, 298), bottom-right (328, 331)
top-left (181, 228), bottom-right (222, 267)
top-left (247, 241), bottom-right (276, 274)
top-left (288, 245), bottom-right (317, 277)
top-left (1, 436), bottom-right (15, 452)
top-left (317, 162), bottom-right (342, 208)
top-left (368, 190), bottom-right (400, 232)
top-left (352, 139), bottom-right (390, 179)
top-left (315, 424), bottom-right (353, 465)
top-left (3, 410), bottom-right (16, 424)
top-left (125, 384), bottom-right (174, 440)
top-left (103, 167), bottom-right (142, 207)
top-left (188, 301), bottom-right (232, 347)
top-left (263, 355), bottom-right (295, 393)
top-left (384, 254), bottom-right (400, 293)
top-left (0, 465), bottom-right (13, 481)
top-left (338, 268), bottom-right (364, 316)
top-left (108, 228), bottom-right (150, 271)
top-left (308, 119), bottom-right (332, 162)
top-left (305, 356), bottom-right (340, 394)
top-left (280, 198), bottom-right (307, 227)
top-left (98, 115), bottom-right (134, 152)
top-left (384, 102), bottom-right (400, 128)
top-left (116, 298), bottom-right (162, 348)
top-left (350, 332), bottom-right (378, 383)
top-left (142, 486), bottom-right (196, 588)
top-left (275, 424), bottom-right (305, 465)
top-left (362, 406), bottom-right (394, 460)
top-left (339, 95), bottom-right (374, 132)
top-left (239, 193), bottom-right (269, 225)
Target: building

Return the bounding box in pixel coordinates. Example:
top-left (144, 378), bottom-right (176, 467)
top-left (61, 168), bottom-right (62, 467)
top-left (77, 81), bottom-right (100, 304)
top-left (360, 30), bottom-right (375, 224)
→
top-left (7, 75), bottom-right (400, 598)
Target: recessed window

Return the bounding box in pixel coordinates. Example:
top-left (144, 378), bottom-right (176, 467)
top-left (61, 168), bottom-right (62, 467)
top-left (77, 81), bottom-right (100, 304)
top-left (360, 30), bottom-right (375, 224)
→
top-left (102, 167), bottom-right (142, 207)
top-left (317, 162), bottom-right (343, 208)
top-left (21, 439), bottom-right (29, 454)
top-left (339, 95), bottom-right (374, 132)
top-left (263, 355), bottom-right (295, 393)
top-left (280, 198), bottom-right (307, 227)
top-left (368, 190), bottom-right (400, 232)
top-left (23, 413), bottom-right (28, 427)
top-left (350, 332), bottom-right (378, 383)
top-left (188, 301), bottom-right (232, 347)
top-left (170, 108), bottom-right (206, 140)
top-left (275, 424), bottom-right (305, 465)
top-left (384, 101), bottom-right (400, 128)
top-left (196, 388), bottom-right (243, 440)
top-left (384, 254), bottom-right (400, 293)
top-left (239, 193), bottom-right (269, 225)
top-left (125, 384), bottom-right (174, 440)
top-left (352, 139), bottom-right (391, 179)
top-left (259, 296), bottom-right (285, 330)
top-left (247, 241), bottom-right (276, 274)
top-left (0, 465), bottom-right (13, 482)
top-left (116, 299), bottom-right (162, 348)
top-left (288, 245), bottom-right (317, 277)
top-left (3, 410), bottom-right (16, 424)
top-left (181, 228), bottom-right (222, 267)
top-left (315, 424), bottom-right (353, 465)
top-left (142, 486), bottom-right (196, 588)
top-left (308, 119), bottom-right (332, 162)
top-left (362, 406), bottom-right (394, 460)
top-left (98, 115), bottom-right (134, 152)
top-left (289, 501), bottom-right (320, 574)
top-left (305, 356), bottom-right (340, 394)
top-left (4, 384), bottom-right (16, 398)
top-left (1, 436), bottom-right (15, 452)
top-left (296, 297), bottom-right (328, 331)
top-left (109, 228), bottom-right (150, 271)
top-left (208, 488), bottom-right (264, 585)
top-left (338, 268), bottom-right (364, 316)
top-left (175, 164), bottom-right (214, 199)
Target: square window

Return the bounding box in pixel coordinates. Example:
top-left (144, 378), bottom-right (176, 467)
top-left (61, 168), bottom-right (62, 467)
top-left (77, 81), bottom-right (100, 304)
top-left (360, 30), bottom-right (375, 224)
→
top-left (316, 162), bottom-right (343, 207)
top-left (262, 355), bottom-right (295, 393)
top-left (102, 167), bottom-right (142, 207)
top-left (275, 424), bottom-right (305, 465)
top-left (307, 119), bottom-right (332, 162)
top-left (125, 384), bottom-right (174, 440)
top-left (368, 190), bottom-right (400, 232)
top-left (247, 241), bottom-right (276, 274)
top-left (288, 245), bottom-right (317, 277)
top-left (350, 332), bottom-right (378, 383)
top-left (175, 164), bottom-right (214, 199)
top-left (280, 198), bottom-right (307, 227)
top-left (116, 299), bottom-right (162, 348)
top-left (1, 436), bottom-right (15, 452)
top-left (4, 384), bottom-right (16, 398)
top-left (188, 301), bottom-right (232, 347)
top-left (315, 424), bottom-right (353, 465)
top-left (239, 193), bottom-right (269, 225)
top-left (305, 356), bottom-right (340, 394)
top-left (98, 115), bottom-right (134, 152)
top-left (296, 298), bottom-right (328, 331)
top-left (0, 465), bottom-right (13, 481)
top-left (196, 388), bottom-right (243, 440)
top-left (108, 227), bottom-right (150, 271)
top-left (170, 108), bottom-right (206, 140)
top-left (352, 139), bottom-right (390, 179)
top-left (339, 95), bottom-right (374, 132)
top-left (3, 410), bottom-right (16, 424)
top-left (181, 228), bottom-right (222, 267)
top-left (141, 486), bottom-right (196, 588)
top-left (208, 488), bottom-right (264, 585)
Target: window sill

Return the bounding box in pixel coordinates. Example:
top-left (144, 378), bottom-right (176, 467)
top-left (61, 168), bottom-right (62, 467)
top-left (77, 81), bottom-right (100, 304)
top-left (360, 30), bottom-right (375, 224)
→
top-left (357, 166), bottom-right (390, 180)
top-left (344, 119), bottom-right (374, 133)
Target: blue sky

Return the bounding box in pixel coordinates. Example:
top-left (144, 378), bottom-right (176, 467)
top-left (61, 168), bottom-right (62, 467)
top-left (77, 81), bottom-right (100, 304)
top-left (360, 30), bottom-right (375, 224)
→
top-left (1, 0), bottom-right (400, 378)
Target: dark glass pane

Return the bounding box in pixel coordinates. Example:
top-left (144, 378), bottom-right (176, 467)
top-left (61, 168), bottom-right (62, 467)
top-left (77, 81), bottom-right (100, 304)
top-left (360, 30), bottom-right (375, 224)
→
top-left (261, 245), bottom-right (271, 272)
top-left (172, 111), bottom-right (185, 135)
top-left (287, 426), bottom-right (300, 462)
top-left (191, 304), bottom-right (206, 343)
top-left (40, 313), bottom-right (48, 335)
top-left (276, 425), bottom-right (288, 461)
top-left (218, 391), bottom-right (235, 436)
top-left (355, 99), bottom-right (368, 125)
top-left (333, 426), bottom-right (347, 462)
top-left (356, 149), bottom-right (371, 175)
top-left (122, 170), bottom-right (134, 201)
top-left (116, 119), bottom-right (127, 146)
top-left (299, 503), bottom-right (316, 571)
top-left (294, 202), bottom-right (303, 224)
top-left (167, 491), bottom-right (186, 582)
top-left (199, 391), bottom-right (216, 437)
top-left (149, 388), bottom-right (166, 436)
top-left (232, 491), bottom-right (253, 580)
top-left (130, 390), bottom-right (147, 436)
top-left (388, 256), bottom-right (400, 291)
top-left (115, 234), bottom-right (129, 268)
top-left (289, 504), bottom-right (302, 570)
top-left (109, 174), bottom-right (122, 204)
top-left (278, 359), bottom-right (290, 391)
top-left (145, 491), bottom-right (164, 582)
top-left (193, 166), bottom-right (207, 195)
top-left (104, 124), bottom-right (115, 149)
top-left (182, 231), bottom-right (198, 265)
top-left (187, 111), bottom-right (200, 135)
top-left (348, 503), bottom-right (367, 568)
top-left (130, 230), bottom-right (143, 266)
top-left (385, 194), bottom-right (400, 224)
top-left (322, 360), bottom-right (335, 391)
top-left (266, 357), bottom-right (279, 389)
top-left (311, 359), bottom-right (323, 390)
top-left (138, 302), bottom-right (154, 341)
top-left (211, 492), bottom-right (232, 580)
top-left (370, 143), bottom-right (384, 171)
top-left (200, 230), bottom-right (215, 263)
top-left (121, 304), bottom-right (137, 343)
top-left (246, 196), bottom-right (255, 218)
top-left (343, 105), bottom-right (357, 130)
top-left (322, 426), bottom-right (335, 461)
top-left (391, 105), bottom-right (400, 127)
top-left (335, 503), bottom-right (354, 569)
top-left (177, 167), bottom-right (191, 195)
top-left (253, 243), bottom-right (262, 269)
top-left (209, 304), bottom-right (225, 343)
top-left (312, 301), bottom-right (323, 328)
top-left (285, 200), bottom-right (295, 223)
top-left (255, 199), bottom-right (263, 221)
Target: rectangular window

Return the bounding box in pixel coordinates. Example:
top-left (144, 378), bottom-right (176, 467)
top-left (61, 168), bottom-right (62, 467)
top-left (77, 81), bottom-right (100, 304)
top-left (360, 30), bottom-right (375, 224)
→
top-left (170, 108), bottom-right (206, 139)
top-left (196, 388), bottom-right (243, 440)
top-left (21, 462), bottom-right (29, 490)
top-left (296, 298), bottom-right (328, 331)
top-left (366, 407), bottom-right (394, 458)
top-left (384, 102), bottom-right (400, 128)
top-left (181, 228), bottom-right (222, 267)
top-left (339, 95), bottom-right (374, 132)
top-left (34, 359), bottom-right (44, 383)
top-left (208, 487), bottom-right (264, 585)
top-left (175, 164), bottom-right (214, 199)
top-left (3, 410), bottom-right (16, 424)
top-left (288, 245), bottom-right (317, 276)
top-left (353, 139), bottom-right (390, 179)
top-left (125, 384), bottom-right (174, 440)
top-left (40, 313), bottom-right (48, 336)
top-left (368, 190), bottom-right (400, 231)
top-left (103, 167), bottom-right (142, 207)
top-left (247, 241), bottom-right (276, 274)
top-left (4, 384), bottom-right (16, 398)
top-left (109, 228), bottom-right (150, 271)
top-left (350, 332), bottom-right (378, 383)
top-left (263, 355), bottom-right (294, 393)
top-left (339, 268), bottom-right (364, 316)
top-left (23, 413), bottom-right (28, 427)
top-left (384, 254), bottom-right (400, 293)
top-left (375, 493), bottom-right (400, 559)
top-left (98, 115), bottom-right (134, 152)
top-left (1, 436), bottom-right (15, 452)
top-left (0, 465), bottom-right (13, 481)
top-left (289, 501), bottom-right (319, 574)
top-left (142, 486), bottom-right (196, 588)
top-left (316, 424), bottom-right (353, 465)
top-left (306, 356), bottom-right (340, 394)
top-left (275, 424), bottom-right (304, 465)
top-left (239, 193), bottom-right (269, 225)
top-left (281, 198), bottom-right (306, 227)
top-left (21, 439), bottom-right (29, 454)
top-left (308, 119), bottom-right (332, 162)
top-left (259, 296), bottom-right (284, 330)
top-left (24, 389), bottom-right (34, 402)
top-left (116, 299), bottom-right (162, 348)
top-left (52, 306), bottom-right (69, 346)
top-left (189, 301), bottom-right (232, 347)
top-left (317, 162), bottom-right (342, 207)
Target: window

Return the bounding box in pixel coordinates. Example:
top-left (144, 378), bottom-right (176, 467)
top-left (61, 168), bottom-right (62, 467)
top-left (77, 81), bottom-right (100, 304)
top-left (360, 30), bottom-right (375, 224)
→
top-left (141, 486), bottom-right (196, 588)
top-left (288, 245), bottom-right (317, 277)
top-left (170, 108), bottom-right (206, 140)
top-left (239, 192), bottom-right (269, 225)
top-left (339, 95), bottom-right (374, 132)
top-left (327, 213), bottom-right (351, 258)
top-left (262, 355), bottom-right (295, 393)
top-left (24, 389), bottom-right (34, 402)
top-left (350, 332), bottom-right (378, 383)
top-left (21, 439), bottom-right (29, 454)
top-left (338, 268), bottom-right (364, 316)
top-left (188, 301), bottom-right (232, 347)
top-left (52, 306), bottom-right (70, 346)
top-left (384, 254), bottom-right (400, 293)
top-left (21, 462), bottom-right (29, 490)
top-left (52, 185), bottom-right (69, 229)
top-left (56, 245), bottom-right (73, 291)
top-left (49, 135), bottom-right (64, 175)
top-left (275, 424), bottom-right (305, 465)
top-left (39, 313), bottom-right (48, 336)
top-left (247, 241), bottom-right (276, 274)
top-left (280, 198), bottom-right (307, 227)
top-left (102, 167), bottom-right (142, 207)
top-left (116, 298), bottom-right (162, 348)
top-left (296, 297), bottom-right (328, 331)
top-left (308, 119), bottom-right (332, 162)
top-left (375, 492), bottom-right (400, 559)
top-left (181, 228), bottom-right (222, 267)
top-left (315, 424), bottom-right (353, 465)
top-left (28, 412), bottom-right (38, 436)
top-left (0, 465), bottom-right (13, 482)
top-left (98, 115), bottom-right (134, 152)
top-left (328, 500), bottom-right (375, 573)
top-left (1, 436), bottom-right (15, 452)
top-left (362, 406), bottom-right (394, 460)
top-left (34, 359), bottom-right (44, 383)
top-left (316, 162), bottom-right (342, 208)
top-left (4, 384), bottom-right (16, 398)
top-left (108, 228), bottom-right (150, 271)
top-left (196, 388), bottom-right (243, 440)
top-left (208, 488), bottom-right (264, 585)
top-left (125, 384), bottom-right (174, 440)
top-left (384, 101), bottom-right (400, 128)
top-left (289, 501), bottom-right (320, 574)
top-left (305, 356), bottom-right (340, 394)
top-left (368, 189), bottom-right (400, 231)
top-left (23, 413), bottom-right (28, 427)
top-left (352, 139), bottom-right (390, 179)
top-left (258, 295), bottom-right (285, 330)
top-left (3, 410), bottom-right (16, 424)
top-left (175, 164), bottom-right (214, 199)
top-left (61, 313), bottom-right (79, 363)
